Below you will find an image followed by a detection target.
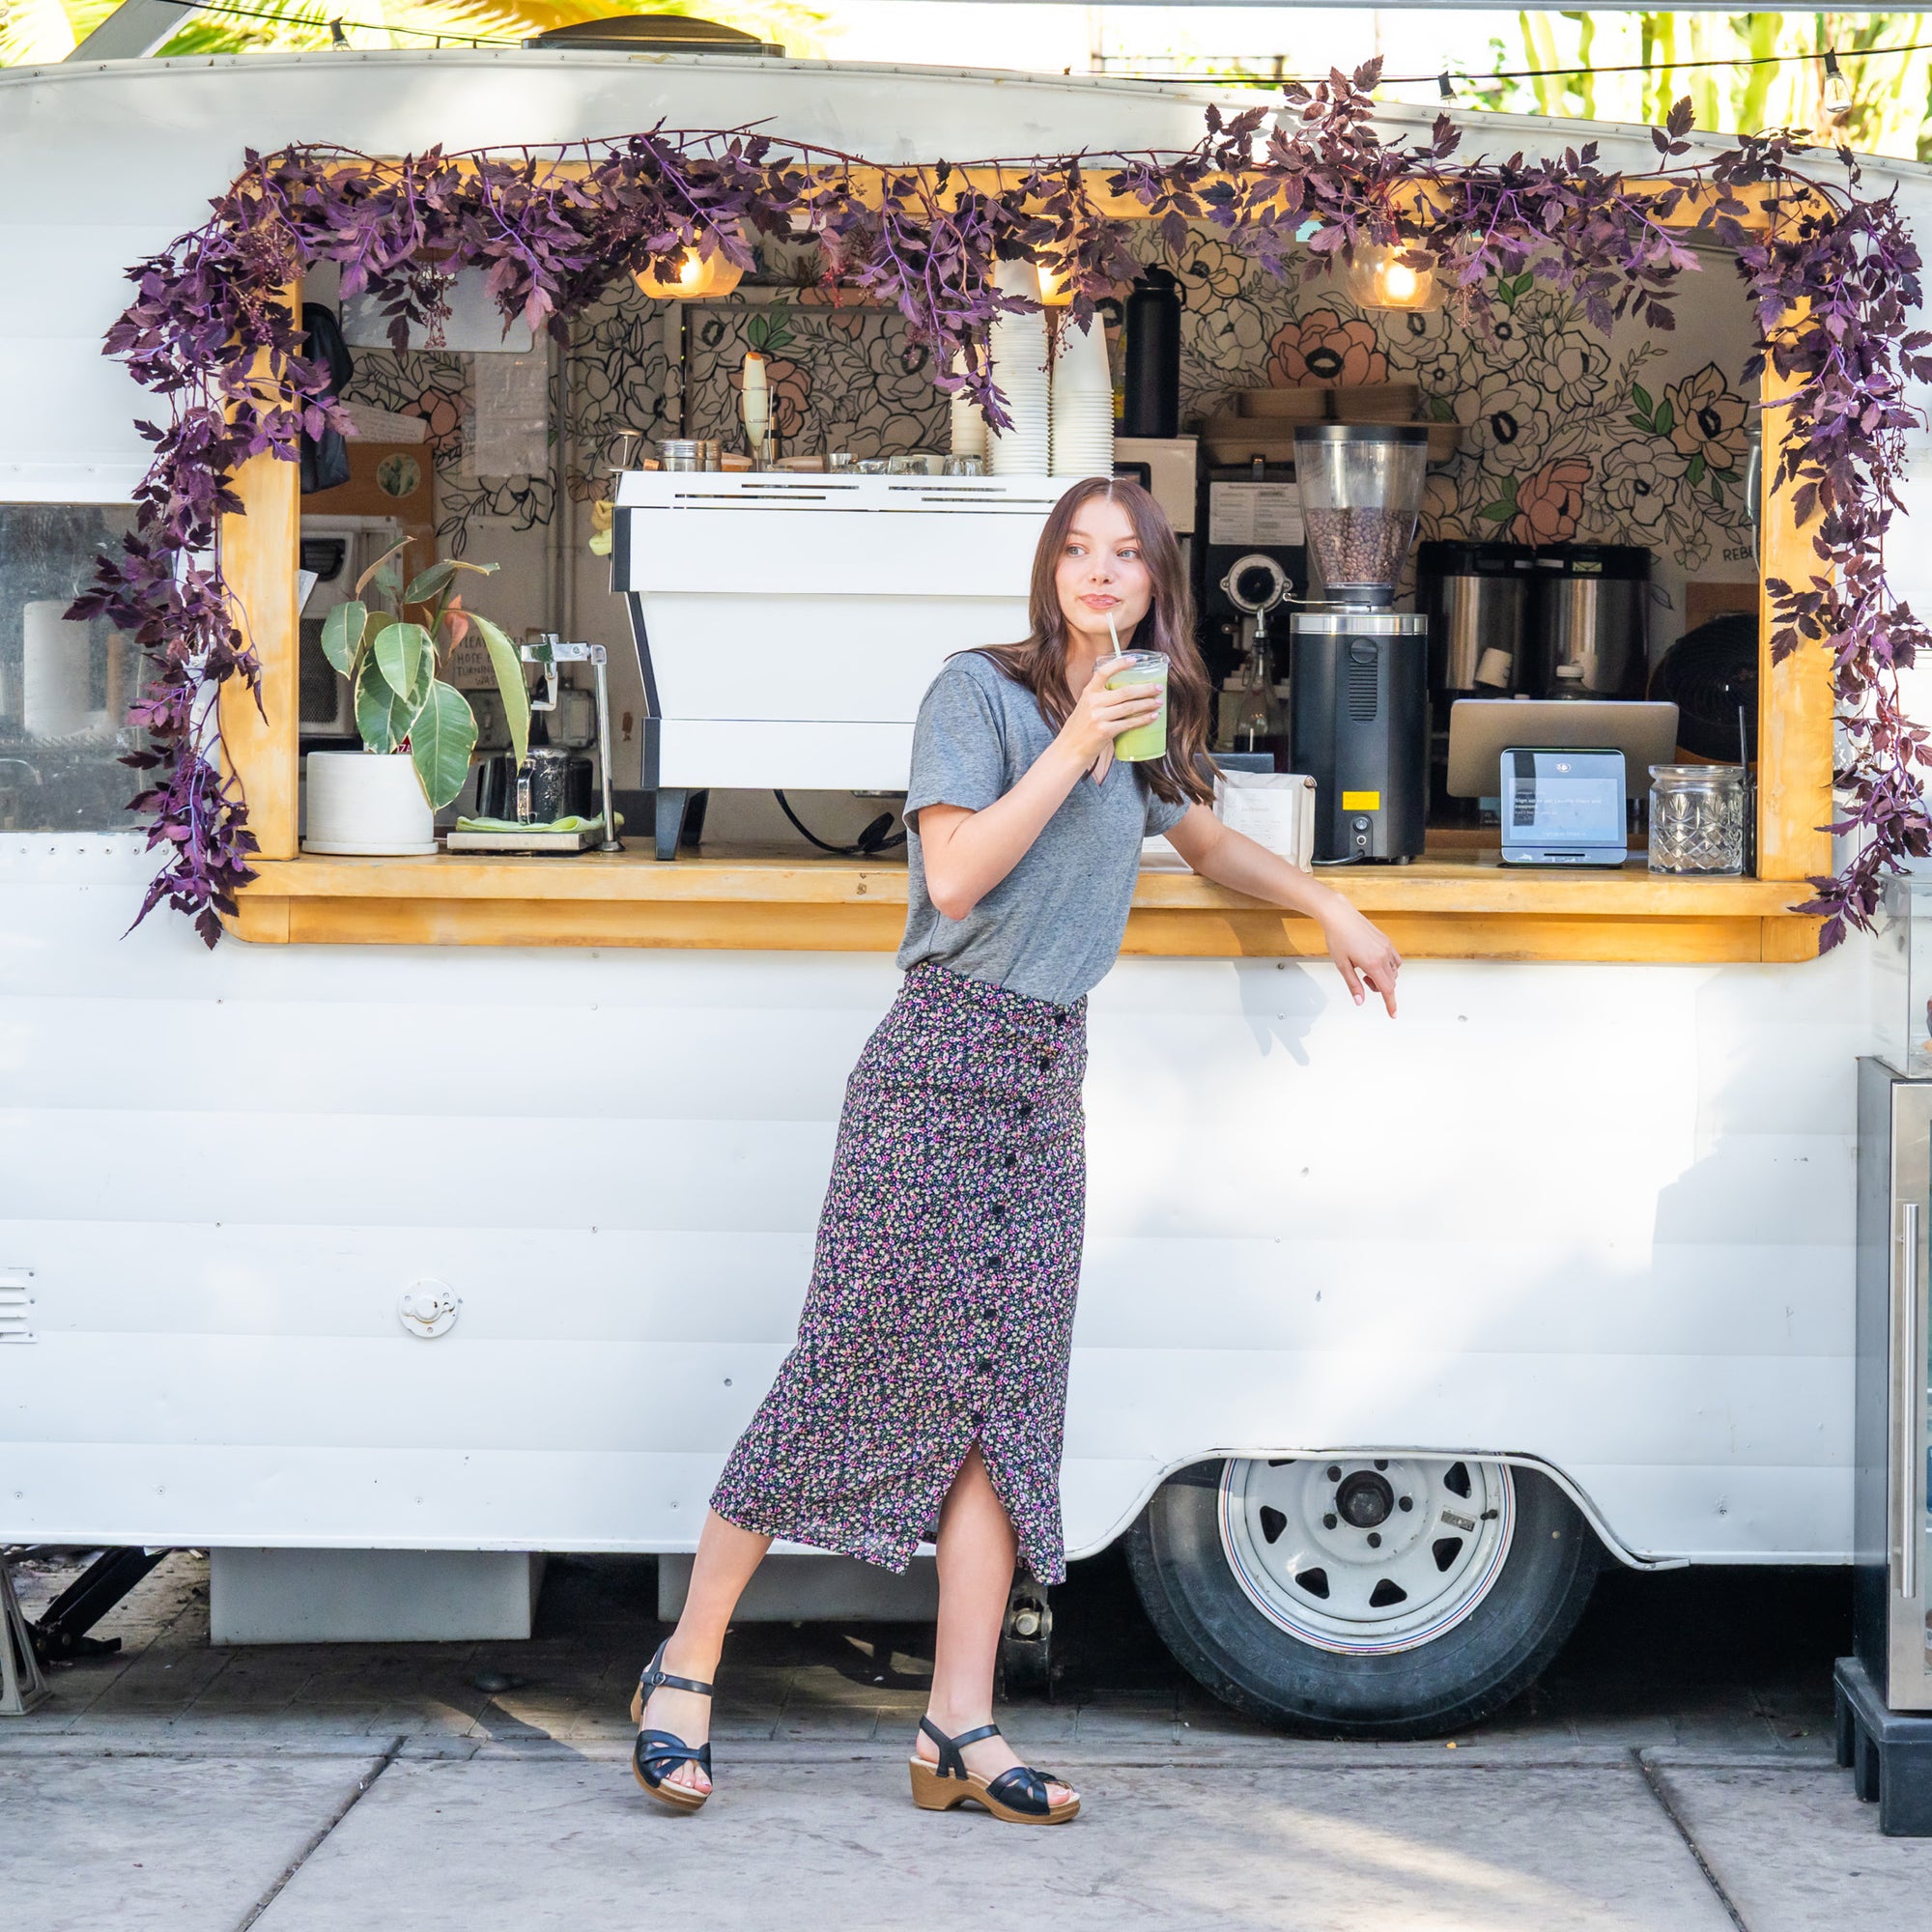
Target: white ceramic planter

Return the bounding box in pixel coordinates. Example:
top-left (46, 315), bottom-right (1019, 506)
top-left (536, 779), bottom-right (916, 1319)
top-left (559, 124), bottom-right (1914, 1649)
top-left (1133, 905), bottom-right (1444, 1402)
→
top-left (303, 750), bottom-right (437, 856)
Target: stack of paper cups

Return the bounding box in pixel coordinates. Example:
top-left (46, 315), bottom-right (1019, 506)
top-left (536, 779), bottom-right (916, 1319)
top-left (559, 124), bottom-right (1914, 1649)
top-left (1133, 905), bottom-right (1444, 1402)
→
top-left (23, 600), bottom-right (93, 740)
top-left (1050, 314), bottom-right (1116, 479)
top-left (949, 351), bottom-right (988, 460)
top-left (987, 259), bottom-right (1050, 476)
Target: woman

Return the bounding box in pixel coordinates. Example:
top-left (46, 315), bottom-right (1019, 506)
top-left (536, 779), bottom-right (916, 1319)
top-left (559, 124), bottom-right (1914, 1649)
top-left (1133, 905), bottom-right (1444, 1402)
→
top-left (632, 474), bottom-right (1401, 1823)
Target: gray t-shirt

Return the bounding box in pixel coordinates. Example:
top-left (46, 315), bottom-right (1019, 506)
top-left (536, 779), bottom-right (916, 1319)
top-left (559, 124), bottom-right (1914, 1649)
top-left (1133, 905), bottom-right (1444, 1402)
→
top-left (897, 650), bottom-right (1193, 1005)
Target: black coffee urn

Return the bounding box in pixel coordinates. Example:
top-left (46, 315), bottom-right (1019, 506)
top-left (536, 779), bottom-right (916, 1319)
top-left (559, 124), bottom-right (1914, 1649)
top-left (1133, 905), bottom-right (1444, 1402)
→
top-left (1122, 269), bottom-right (1181, 440)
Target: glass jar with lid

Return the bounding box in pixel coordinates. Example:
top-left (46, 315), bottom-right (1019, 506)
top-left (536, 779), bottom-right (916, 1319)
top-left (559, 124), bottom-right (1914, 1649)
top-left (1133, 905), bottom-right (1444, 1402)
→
top-left (1648, 764), bottom-right (1747, 875)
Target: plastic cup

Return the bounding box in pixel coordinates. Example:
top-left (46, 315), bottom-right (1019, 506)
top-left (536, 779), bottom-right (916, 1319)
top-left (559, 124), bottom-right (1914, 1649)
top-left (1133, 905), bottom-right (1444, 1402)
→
top-left (1106, 649), bottom-right (1169, 762)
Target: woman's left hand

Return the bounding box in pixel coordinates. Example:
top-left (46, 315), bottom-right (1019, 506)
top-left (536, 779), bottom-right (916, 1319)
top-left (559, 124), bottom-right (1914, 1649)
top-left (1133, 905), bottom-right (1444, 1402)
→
top-left (1320, 900), bottom-right (1402, 1016)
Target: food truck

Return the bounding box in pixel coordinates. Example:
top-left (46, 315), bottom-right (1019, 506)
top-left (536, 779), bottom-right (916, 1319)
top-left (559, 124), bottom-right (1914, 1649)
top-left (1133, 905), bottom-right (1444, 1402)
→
top-left (0, 35), bottom-right (1918, 1736)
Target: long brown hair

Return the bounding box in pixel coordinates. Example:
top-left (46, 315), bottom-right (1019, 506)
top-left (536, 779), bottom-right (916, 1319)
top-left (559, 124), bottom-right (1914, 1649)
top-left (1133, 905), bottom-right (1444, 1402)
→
top-left (973, 475), bottom-right (1215, 810)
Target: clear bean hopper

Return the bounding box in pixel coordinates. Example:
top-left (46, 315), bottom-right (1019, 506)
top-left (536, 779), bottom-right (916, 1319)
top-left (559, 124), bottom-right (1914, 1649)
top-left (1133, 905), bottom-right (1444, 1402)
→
top-left (1293, 423), bottom-right (1430, 609)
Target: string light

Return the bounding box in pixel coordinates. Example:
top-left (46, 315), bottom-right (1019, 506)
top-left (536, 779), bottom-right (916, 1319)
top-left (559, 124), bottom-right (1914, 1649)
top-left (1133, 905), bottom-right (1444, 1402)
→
top-left (633, 232), bottom-right (746, 301)
top-left (1822, 49), bottom-right (1855, 122)
top-left (1107, 41), bottom-right (1932, 94)
top-left (141, 3), bottom-right (1930, 118)
top-left (1037, 262), bottom-right (1074, 306)
top-left (1343, 244), bottom-right (1440, 312)
top-left (154, 0), bottom-right (510, 47)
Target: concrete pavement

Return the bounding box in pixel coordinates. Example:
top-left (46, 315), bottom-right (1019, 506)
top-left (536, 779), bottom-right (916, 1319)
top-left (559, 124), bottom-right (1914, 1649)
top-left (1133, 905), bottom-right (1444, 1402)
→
top-left (3, 1548), bottom-right (1927, 1930)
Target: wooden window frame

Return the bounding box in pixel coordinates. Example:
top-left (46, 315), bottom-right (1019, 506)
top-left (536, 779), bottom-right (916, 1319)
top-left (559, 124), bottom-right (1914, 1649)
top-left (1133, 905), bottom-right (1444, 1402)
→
top-left (219, 191), bottom-right (1831, 964)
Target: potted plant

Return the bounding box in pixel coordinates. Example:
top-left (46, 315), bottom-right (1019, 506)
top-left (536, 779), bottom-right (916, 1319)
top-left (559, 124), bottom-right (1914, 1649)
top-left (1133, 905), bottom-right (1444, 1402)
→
top-left (302, 541), bottom-right (530, 855)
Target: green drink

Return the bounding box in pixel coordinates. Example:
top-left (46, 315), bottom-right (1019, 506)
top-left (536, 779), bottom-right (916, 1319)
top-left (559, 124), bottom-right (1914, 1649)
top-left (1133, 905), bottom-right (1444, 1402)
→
top-left (1106, 649), bottom-right (1170, 762)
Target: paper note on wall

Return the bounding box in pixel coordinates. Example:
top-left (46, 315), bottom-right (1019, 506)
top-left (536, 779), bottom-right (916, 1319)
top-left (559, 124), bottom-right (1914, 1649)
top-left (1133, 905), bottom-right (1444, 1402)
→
top-left (471, 353), bottom-right (551, 479)
top-left (1208, 481), bottom-right (1304, 547)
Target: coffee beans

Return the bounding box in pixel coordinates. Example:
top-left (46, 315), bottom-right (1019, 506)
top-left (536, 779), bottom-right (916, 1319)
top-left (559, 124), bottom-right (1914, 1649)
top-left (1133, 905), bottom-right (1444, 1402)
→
top-left (1306, 507), bottom-right (1413, 592)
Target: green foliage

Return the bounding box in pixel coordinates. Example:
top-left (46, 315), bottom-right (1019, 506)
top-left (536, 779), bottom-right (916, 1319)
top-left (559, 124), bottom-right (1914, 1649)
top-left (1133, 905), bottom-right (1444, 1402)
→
top-left (326, 540), bottom-right (526, 810)
top-left (407, 680), bottom-right (480, 810)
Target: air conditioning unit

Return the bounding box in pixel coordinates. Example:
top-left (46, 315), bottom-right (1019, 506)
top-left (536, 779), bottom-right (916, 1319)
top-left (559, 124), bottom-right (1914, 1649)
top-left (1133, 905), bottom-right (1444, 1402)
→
top-left (298, 514), bottom-right (404, 739)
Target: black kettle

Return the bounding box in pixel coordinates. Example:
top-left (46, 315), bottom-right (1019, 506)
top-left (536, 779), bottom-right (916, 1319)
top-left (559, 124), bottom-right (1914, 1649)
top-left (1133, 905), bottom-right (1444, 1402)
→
top-left (473, 711), bottom-right (593, 823)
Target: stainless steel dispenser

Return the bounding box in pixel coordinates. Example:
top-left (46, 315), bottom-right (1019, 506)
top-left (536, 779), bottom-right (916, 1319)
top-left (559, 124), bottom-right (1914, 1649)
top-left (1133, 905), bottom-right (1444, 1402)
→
top-left (1839, 877), bottom-right (1932, 1833)
top-left (1415, 540), bottom-right (1535, 700)
top-left (1531, 544), bottom-right (1651, 699)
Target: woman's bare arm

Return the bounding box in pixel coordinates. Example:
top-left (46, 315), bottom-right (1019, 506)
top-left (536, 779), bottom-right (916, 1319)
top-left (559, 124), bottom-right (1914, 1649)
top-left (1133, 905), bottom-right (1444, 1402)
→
top-left (1165, 806), bottom-right (1403, 1015)
top-left (918, 661), bottom-right (1162, 920)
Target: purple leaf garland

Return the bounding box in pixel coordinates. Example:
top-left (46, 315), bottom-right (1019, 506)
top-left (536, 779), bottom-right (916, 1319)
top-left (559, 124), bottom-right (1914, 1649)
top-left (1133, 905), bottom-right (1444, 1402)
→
top-left (81, 80), bottom-right (1931, 950)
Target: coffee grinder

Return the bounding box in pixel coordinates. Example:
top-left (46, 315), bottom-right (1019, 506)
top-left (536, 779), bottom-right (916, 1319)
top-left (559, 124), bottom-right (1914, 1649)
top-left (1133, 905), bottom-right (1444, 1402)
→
top-left (1289, 424), bottom-right (1430, 864)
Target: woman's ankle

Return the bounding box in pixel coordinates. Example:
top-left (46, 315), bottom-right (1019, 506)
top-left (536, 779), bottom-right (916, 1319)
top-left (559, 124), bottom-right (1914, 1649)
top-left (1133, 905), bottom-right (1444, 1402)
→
top-left (660, 1630), bottom-right (724, 1680)
top-left (923, 1701), bottom-right (994, 1737)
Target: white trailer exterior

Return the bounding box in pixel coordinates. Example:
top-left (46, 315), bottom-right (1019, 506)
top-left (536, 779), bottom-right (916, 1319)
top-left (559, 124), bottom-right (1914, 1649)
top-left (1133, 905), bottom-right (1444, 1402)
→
top-left (1, 47), bottom-right (1923, 1724)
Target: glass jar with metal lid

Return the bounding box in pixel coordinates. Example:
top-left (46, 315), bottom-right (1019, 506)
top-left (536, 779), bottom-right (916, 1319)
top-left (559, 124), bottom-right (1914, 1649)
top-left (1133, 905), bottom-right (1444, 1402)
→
top-left (1648, 764), bottom-right (1747, 875)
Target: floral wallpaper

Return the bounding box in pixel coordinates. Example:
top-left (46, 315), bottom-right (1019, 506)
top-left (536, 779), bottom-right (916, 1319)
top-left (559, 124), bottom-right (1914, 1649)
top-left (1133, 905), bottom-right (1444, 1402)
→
top-left (1161, 230), bottom-right (1753, 575)
top-left (339, 222), bottom-right (1756, 587)
top-left (341, 347), bottom-right (556, 554)
top-left (683, 293), bottom-right (951, 459)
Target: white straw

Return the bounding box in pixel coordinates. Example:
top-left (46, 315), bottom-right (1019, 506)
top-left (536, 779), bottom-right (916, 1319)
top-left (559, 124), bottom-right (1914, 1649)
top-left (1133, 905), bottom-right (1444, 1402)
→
top-left (1107, 611), bottom-right (1122, 658)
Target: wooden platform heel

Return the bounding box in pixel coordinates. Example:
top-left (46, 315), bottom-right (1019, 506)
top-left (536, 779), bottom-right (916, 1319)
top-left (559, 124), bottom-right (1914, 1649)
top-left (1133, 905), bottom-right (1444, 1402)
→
top-left (630, 1640), bottom-right (715, 1813)
top-left (908, 1717), bottom-right (1080, 1825)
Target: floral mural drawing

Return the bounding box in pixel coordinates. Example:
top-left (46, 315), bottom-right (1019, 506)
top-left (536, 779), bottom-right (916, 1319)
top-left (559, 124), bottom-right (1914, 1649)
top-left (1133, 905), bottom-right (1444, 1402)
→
top-left (1152, 224), bottom-right (1754, 577)
top-left (349, 221), bottom-right (1751, 622)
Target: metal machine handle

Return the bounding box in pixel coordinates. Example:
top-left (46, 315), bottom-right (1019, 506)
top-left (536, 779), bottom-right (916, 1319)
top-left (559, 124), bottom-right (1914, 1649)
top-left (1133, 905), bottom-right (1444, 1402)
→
top-left (1902, 1201), bottom-right (1920, 1600)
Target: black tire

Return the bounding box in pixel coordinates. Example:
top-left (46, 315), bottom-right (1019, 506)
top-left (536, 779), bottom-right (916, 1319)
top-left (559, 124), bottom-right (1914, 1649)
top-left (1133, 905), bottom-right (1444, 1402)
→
top-left (1125, 1458), bottom-right (1601, 1738)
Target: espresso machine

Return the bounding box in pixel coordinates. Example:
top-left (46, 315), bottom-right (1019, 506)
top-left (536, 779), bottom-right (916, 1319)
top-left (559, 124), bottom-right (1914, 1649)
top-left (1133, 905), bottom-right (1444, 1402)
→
top-left (1288, 425), bottom-right (1430, 864)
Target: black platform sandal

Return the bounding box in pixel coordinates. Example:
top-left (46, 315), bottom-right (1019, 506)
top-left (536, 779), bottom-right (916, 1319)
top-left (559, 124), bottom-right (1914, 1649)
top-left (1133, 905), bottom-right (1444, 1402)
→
top-left (908, 1716), bottom-right (1080, 1825)
top-left (630, 1640), bottom-right (715, 1813)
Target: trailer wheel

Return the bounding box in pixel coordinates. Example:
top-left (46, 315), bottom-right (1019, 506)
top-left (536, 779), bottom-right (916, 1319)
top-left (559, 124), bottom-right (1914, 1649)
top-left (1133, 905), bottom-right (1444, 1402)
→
top-left (1125, 1456), bottom-right (1600, 1738)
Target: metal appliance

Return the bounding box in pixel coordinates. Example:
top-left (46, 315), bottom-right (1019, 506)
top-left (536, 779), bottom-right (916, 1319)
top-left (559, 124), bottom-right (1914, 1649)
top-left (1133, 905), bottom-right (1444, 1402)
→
top-left (1112, 434), bottom-right (1198, 575)
top-left (612, 471), bottom-right (1072, 858)
top-left (1415, 540), bottom-right (1535, 700)
top-left (297, 514), bottom-right (403, 739)
top-left (1288, 425), bottom-right (1430, 863)
top-left (1531, 544), bottom-right (1651, 699)
top-left (1197, 457), bottom-right (1305, 704)
top-left (450, 632), bottom-right (621, 853)
top-left (1841, 999), bottom-right (1932, 1833)
top-left (1445, 699), bottom-right (1678, 802)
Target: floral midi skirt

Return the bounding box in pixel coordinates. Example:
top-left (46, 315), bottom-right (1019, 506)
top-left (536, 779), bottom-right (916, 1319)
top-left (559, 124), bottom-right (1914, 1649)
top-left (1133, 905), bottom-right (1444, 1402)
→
top-left (709, 963), bottom-right (1088, 1582)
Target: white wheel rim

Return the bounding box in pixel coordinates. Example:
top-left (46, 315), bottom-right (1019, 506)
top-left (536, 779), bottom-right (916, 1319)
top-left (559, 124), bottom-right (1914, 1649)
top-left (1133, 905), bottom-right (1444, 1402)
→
top-left (1217, 1457), bottom-right (1516, 1656)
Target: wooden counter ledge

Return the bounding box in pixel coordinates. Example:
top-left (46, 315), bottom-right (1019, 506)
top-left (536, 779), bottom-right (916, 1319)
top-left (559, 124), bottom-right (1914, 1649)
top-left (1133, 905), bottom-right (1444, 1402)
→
top-left (234, 845), bottom-right (1820, 963)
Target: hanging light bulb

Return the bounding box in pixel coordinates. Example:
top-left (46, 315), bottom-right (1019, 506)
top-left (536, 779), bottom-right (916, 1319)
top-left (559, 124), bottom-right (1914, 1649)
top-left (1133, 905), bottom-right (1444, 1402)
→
top-left (1036, 261), bottom-right (1074, 307)
top-left (1821, 49), bottom-right (1854, 123)
top-left (633, 227), bottom-right (746, 301)
top-left (1342, 242), bottom-right (1441, 313)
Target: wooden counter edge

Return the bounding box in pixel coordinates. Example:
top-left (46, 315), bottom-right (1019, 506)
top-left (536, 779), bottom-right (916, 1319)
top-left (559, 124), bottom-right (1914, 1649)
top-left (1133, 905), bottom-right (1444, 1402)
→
top-left (229, 860), bottom-right (1822, 962)
top-left (242, 853), bottom-right (1811, 919)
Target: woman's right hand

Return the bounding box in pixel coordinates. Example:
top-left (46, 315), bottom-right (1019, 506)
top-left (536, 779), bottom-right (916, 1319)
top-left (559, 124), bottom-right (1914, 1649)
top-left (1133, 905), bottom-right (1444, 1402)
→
top-left (1058, 657), bottom-right (1165, 768)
